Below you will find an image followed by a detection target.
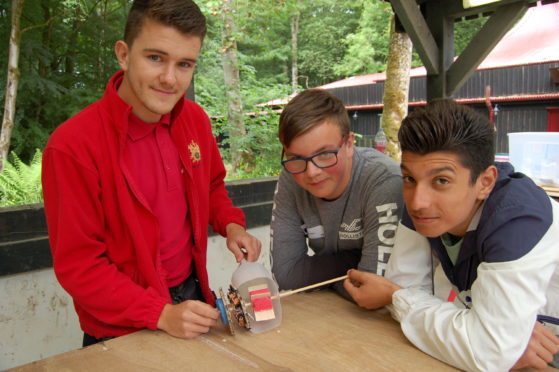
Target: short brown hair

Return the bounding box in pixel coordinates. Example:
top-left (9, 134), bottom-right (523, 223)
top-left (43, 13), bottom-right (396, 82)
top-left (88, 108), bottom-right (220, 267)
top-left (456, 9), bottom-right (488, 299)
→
top-left (279, 89), bottom-right (350, 148)
top-left (124, 0), bottom-right (207, 47)
top-left (398, 99), bottom-right (495, 184)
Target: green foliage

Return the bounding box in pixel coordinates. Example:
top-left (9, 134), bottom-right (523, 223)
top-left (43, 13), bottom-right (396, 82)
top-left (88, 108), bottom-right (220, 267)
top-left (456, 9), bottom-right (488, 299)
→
top-left (334, 1), bottom-right (391, 77)
top-left (234, 0), bottom-right (292, 86)
top-left (455, 17), bottom-right (487, 55)
top-left (194, 18), bottom-right (228, 118)
top-left (1, 0), bottom-right (125, 163)
top-left (195, 0), bottom-right (294, 119)
top-left (195, 1), bottom-right (290, 179)
top-left (213, 109), bottom-right (283, 180)
top-left (297, 0), bottom-right (362, 86)
top-left (0, 150), bottom-right (43, 207)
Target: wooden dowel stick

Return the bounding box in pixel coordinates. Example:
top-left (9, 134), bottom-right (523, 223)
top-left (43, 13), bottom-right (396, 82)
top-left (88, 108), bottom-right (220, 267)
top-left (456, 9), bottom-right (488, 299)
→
top-left (242, 275), bottom-right (349, 308)
top-left (277, 274), bottom-right (348, 298)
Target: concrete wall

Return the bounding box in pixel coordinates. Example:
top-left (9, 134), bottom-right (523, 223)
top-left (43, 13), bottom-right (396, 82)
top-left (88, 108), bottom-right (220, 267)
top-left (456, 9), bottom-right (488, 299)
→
top-left (0, 269), bottom-right (81, 369)
top-left (0, 225), bottom-right (271, 370)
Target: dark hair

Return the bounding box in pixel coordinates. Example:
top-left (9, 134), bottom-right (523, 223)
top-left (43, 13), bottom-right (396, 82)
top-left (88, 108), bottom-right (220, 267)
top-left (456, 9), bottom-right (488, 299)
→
top-left (398, 99), bottom-right (495, 184)
top-left (124, 0), bottom-right (207, 47)
top-left (279, 89), bottom-right (350, 147)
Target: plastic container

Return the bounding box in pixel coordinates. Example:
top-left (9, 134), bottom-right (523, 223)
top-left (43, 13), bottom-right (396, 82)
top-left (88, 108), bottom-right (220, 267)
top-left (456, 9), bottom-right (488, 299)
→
top-left (231, 260), bottom-right (282, 333)
top-left (508, 132), bottom-right (559, 187)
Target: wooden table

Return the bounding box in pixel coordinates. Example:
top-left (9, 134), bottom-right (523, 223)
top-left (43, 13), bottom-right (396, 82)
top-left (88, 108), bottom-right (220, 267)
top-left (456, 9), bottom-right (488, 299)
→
top-left (7, 291), bottom-right (551, 371)
top-left (541, 185), bottom-right (559, 201)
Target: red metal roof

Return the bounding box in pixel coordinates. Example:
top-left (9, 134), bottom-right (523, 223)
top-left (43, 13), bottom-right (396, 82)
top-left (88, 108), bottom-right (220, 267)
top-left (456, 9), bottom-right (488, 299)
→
top-left (319, 67), bottom-right (427, 89)
top-left (477, 2), bottom-right (559, 70)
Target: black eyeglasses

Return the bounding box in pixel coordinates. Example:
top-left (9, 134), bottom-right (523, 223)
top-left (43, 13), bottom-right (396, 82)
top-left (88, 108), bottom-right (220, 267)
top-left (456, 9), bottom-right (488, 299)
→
top-left (281, 137), bottom-right (346, 174)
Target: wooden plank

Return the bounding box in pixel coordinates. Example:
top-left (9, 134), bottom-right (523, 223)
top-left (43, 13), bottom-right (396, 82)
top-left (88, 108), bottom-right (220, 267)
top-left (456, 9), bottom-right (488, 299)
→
top-left (227, 291), bottom-right (458, 371)
top-left (447, 0), bottom-right (532, 19)
top-left (9, 291), bottom-right (459, 371)
top-left (541, 185), bottom-right (559, 198)
top-left (8, 327), bottom-right (286, 371)
top-left (0, 203), bottom-right (47, 239)
top-left (0, 236), bottom-right (51, 276)
top-left (9, 290), bottom-right (555, 371)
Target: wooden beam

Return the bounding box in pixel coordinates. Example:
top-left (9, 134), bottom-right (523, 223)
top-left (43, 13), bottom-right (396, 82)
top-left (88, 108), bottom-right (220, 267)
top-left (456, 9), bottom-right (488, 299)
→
top-left (445, 1), bottom-right (528, 96)
top-left (426, 0), bottom-right (454, 100)
top-left (444, 0), bottom-right (532, 18)
top-left (390, 0), bottom-right (439, 74)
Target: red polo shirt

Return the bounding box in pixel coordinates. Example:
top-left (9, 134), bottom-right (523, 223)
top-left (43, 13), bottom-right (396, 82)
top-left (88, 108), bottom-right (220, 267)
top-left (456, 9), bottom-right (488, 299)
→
top-left (123, 113), bottom-right (193, 287)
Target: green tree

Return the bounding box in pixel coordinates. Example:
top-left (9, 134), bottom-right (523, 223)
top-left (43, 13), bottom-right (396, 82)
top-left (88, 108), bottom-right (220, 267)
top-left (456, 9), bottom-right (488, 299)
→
top-left (334, 0), bottom-right (391, 77)
top-left (297, 0), bottom-right (362, 87)
top-left (0, 0), bottom-right (128, 163)
top-left (220, 0), bottom-right (246, 175)
top-left (0, 0), bottom-right (25, 171)
top-left (455, 16), bottom-right (486, 55)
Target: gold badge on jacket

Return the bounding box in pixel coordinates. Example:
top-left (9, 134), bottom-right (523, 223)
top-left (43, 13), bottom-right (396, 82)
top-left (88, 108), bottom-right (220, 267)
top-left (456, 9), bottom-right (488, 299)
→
top-left (188, 140), bottom-right (201, 163)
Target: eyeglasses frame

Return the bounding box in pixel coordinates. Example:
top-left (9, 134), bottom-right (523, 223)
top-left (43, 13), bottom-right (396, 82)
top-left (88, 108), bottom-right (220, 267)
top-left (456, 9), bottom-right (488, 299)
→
top-left (281, 136), bottom-right (348, 175)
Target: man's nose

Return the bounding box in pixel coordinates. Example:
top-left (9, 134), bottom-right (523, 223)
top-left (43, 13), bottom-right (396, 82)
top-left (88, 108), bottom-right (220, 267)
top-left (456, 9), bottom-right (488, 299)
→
top-left (160, 65), bottom-right (177, 87)
top-left (305, 160), bottom-right (322, 177)
top-left (408, 184), bottom-right (431, 211)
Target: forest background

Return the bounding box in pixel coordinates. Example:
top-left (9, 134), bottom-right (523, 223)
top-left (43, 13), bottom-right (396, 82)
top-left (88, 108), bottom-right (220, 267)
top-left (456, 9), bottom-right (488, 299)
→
top-left (0, 0), bottom-right (480, 206)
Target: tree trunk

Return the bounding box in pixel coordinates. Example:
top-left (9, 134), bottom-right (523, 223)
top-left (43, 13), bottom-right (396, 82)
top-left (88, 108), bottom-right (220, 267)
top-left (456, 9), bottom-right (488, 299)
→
top-left (0, 0), bottom-right (25, 172)
top-left (97, 0), bottom-right (108, 80)
top-left (381, 16), bottom-right (412, 162)
top-left (290, 8), bottom-right (300, 92)
top-left (35, 0), bottom-right (52, 129)
top-left (65, 11), bottom-right (80, 75)
top-left (221, 0), bottom-right (246, 175)
top-left (38, 0), bottom-right (51, 79)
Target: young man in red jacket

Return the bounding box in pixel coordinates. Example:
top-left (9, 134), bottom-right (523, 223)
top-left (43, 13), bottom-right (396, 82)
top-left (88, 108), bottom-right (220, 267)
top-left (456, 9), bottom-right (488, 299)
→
top-left (42, 0), bottom-right (261, 346)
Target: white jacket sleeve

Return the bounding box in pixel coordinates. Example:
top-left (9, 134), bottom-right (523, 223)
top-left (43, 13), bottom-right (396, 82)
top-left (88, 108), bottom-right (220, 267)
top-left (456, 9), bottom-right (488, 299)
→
top-left (385, 220), bottom-right (559, 371)
top-left (385, 222), bottom-right (434, 292)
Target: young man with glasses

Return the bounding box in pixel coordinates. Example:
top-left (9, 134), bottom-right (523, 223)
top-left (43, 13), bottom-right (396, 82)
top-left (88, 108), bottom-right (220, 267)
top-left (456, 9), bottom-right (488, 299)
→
top-left (270, 88), bottom-right (403, 296)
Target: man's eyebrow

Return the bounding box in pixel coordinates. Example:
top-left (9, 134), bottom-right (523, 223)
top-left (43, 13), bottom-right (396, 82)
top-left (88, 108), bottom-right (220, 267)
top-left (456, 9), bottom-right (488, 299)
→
top-left (285, 144), bottom-right (333, 158)
top-left (400, 164), bottom-right (456, 175)
top-left (143, 48), bottom-right (168, 55)
top-left (428, 166), bottom-right (456, 176)
top-left (143, 48), bottom-right (197, 63)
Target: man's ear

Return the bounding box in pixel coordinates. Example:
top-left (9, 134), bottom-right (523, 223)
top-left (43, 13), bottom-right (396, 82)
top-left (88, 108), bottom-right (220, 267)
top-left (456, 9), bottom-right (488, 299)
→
top-left (477, 165), bottom-right (497, 200)
top-left (346, 132), bottom-right (355, 156)
top-left (114, 40), bottom-right (130, 71)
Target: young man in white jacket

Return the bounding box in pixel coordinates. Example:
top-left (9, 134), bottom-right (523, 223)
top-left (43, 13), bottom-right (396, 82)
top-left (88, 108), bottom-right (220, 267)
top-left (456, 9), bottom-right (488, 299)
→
top-left (344, 99), bottom-right (559, 371)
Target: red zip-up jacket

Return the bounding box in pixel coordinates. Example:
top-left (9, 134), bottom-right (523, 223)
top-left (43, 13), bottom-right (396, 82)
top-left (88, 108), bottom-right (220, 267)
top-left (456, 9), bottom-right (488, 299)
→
top-left (42, 71), bottom-right (245, 338)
